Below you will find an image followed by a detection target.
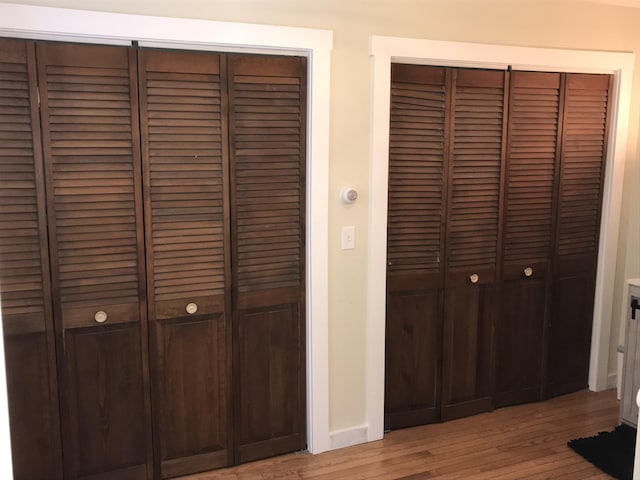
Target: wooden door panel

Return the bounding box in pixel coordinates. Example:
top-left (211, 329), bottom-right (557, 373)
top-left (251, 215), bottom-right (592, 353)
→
top-left (546, 275), bottom-right (594, 397)
top-left (36, 42), bottom-right (151, 479)
top-left (138, 49), bottom-right (231, 477)
top-left (236, 305), bottom-right (304, 463)
top-left (4, 333), bottom-right (60, 479)
top-left (494, 278), bottom-right (545, 407)
top-left (151, 314), bottom-right (228, 477)
top-left (0, 38), bottom-right (62, 479)
top-left (63, 323), bottom-right (147, 479)
top-left (441, 284), bottom-right (493, 420)
top-left (228, 54), bottom-right (306, 462)
top-left (385, 289), bottom-right (441, 429)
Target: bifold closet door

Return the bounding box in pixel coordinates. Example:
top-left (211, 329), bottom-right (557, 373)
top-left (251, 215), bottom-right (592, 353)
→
top-left (37, 42), bottom-right (152, 480)
top-left (0, 38), bottom-right (62, 480)
top-left (139, 49), bottom-right (231, 478)
top-left (546, 73), bottom-right (612, 398)
top-left (441, 68), bottom-right (506, 420)
top-left (385, 66), bottom-right (505, 426)
top-left (385, 64), bottom-right (448, 429)
top-left (495, 71), bottom-right (561, 407)
top-left (228, 55), bottom-right (307, 463)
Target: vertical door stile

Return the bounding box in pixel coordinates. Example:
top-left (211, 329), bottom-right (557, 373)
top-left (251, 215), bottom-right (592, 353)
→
top-left (442, 68), bottom-right (456, 285)
top-left (492, 69), bottom-right (510, 402)
top-left (441, 67), bottom-right (457, 417)
top-left (227, 52), bottom-right (241, 467)
top-left (541, 73), bottom-right (566, 398)
top-left (220, 53), bottom-right (235, 471)
top-left (137, 44), bottom-right (158, 479)
top-left (442, 68), bottom-right (453, 280)
top-left (129, 47), bottom-right (154, 480)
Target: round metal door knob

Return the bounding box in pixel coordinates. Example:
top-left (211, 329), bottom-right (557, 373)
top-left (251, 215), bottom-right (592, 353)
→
top-left (94, 311), bottom-right (108, 323)
top-left (186, 303), bottom-right (198, 315)
top-left (469, 273), bottom-right (479, 284)
top-left (524, 266), bottom-right (533, 277)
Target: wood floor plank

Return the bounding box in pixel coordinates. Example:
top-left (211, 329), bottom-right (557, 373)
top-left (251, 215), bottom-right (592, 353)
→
top-left (177, 389), bottom-right (620, 480)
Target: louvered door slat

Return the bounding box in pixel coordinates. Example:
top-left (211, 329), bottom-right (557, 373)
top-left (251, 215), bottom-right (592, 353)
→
top-left (447, 70), bottom-right (505, 278)
top-left (42, 54), bottom-right (140, 311)
top-left (230, 58), bottom-right (303, 299)
top-left (0, 38), bottom-right (62, 480)
top-left (388, 66), bottom-right (446, 279)
top-left (228, 54), bottom-right (306, 464)
top-left (37, 42), bottom-right (150, 480)
top-left (557, 74), bottom-right (610, 262)
top-left (0, 49), bottom-right (47, 327)
top-left (504, 72), bottom-right (559, 270)
top-left (385, 64), bottom-right (447, 429)
top-left (139, 49), bottom-right (230, 478)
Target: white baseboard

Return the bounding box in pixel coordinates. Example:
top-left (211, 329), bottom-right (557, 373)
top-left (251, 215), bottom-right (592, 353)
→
top-left (329, 425), bottom-right (369, 450)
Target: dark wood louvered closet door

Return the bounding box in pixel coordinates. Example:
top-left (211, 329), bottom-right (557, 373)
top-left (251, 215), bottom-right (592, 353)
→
top-left (385, 64), bottom-right (448, 429)
top-left (495, 71), bottom-right (561, 407)
top-left (36, 42), bottom-right (152, 480)
top-left (441, 68), bottom-right (507, 420)
top-left (546, 73), bottom-right (612, 398)
top-left (385, 64), bottom-right (612, 430)
top-left (227, 55), bottom-right (307, 463)
top-left (0, 38), bottom-right (62, 480)
top-left (139, 49), bottom-right (231, 478)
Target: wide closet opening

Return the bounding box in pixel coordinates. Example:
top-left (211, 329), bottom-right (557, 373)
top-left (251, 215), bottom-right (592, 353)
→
top-left (384, 63), bottom-right (611, 430)
top-left (0, 37), bottom-right (307, 480)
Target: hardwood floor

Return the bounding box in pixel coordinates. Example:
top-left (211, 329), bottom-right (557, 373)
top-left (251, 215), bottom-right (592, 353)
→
top-left (178, 389), bottom-right (619, 480)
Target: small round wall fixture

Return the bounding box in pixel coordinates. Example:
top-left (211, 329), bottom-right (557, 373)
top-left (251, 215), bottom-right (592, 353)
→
top-left (340, 186), bottom-right (358, 204)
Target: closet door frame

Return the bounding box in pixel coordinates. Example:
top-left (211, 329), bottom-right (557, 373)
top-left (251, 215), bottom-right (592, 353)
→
top-left (0, 2), bottom-right (333, 457)
top-left (369, 37), bottom-right (634, 442)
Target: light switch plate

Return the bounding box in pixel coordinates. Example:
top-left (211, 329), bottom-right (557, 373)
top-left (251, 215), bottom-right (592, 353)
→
top-left (341, 226), bottom-right (355, 250)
